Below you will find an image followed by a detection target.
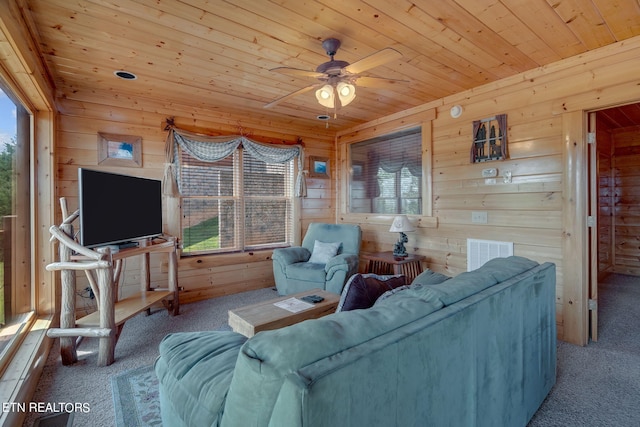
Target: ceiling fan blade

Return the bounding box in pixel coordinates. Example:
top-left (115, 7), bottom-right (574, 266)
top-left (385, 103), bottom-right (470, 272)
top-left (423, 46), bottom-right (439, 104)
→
top-left (264, 84), bottom-right (318, 109)
top-left (343, 48), bottom-right (402, 75)
top-left (269, 67), bottom-right (326, 79)
top-left (356, 76), bottom-right (409, 88)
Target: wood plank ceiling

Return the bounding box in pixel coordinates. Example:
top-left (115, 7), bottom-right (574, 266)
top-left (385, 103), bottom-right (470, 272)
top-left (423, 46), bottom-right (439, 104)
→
top-left (22, 0), bottom-right (640, 132)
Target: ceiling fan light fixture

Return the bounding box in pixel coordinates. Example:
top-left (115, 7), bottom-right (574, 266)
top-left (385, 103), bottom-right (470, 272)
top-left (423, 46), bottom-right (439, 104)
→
top-left (337, 82), bottom-right (356, 106)
top-left (315, 84), bottom-right (335, 108)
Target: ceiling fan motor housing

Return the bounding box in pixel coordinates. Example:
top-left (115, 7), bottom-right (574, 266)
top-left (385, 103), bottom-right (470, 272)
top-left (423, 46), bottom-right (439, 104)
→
top-left (316, 60), bottom-right (350, 75)
top-left (322, 38), bottom-right (341, 56)
top-left (317, 38), bottom-right (350, 75)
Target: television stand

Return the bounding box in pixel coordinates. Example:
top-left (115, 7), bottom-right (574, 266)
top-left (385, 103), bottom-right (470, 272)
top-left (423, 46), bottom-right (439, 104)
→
top-left (45, 198), bottom-right (179, 367)
top-left (116, 241), bottom-right (139, 249)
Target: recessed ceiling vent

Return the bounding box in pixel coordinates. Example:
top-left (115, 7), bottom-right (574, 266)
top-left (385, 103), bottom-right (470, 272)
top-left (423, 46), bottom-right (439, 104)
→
top-left (114, 70), bottom-right (137, 80)
top-left (316, 115), bottom-right (330, 121)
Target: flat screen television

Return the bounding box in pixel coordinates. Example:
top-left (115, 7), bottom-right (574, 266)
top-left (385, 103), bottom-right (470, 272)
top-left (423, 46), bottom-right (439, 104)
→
top-left (78, 168), bottom-right (163, 248)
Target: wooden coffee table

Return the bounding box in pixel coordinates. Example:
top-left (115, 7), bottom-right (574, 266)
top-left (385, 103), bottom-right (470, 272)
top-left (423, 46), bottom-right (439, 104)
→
top-left (228, 288), bottom-right (340, 337)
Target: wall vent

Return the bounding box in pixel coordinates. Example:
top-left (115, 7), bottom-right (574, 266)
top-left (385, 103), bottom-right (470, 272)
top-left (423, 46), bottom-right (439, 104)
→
top-left (467, 239), bottom-right (514, 271)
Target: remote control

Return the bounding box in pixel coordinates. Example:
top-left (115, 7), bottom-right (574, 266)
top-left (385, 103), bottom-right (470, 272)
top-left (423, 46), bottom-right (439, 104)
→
top-left (301, 295), bottom-right (324, 304)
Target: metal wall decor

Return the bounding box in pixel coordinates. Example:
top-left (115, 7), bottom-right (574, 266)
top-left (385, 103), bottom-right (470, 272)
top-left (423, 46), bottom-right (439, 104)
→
top-left (470, 114), bottom-right (507, 163)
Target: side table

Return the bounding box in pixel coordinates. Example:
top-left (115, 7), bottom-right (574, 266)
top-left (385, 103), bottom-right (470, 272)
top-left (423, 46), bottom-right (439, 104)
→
top-left (362, 251), bottom-right (426, 282)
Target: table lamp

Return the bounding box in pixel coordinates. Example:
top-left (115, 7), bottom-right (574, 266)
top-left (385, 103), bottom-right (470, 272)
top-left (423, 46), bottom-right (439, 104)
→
top-left (389, 215), bottom-right (415, 258)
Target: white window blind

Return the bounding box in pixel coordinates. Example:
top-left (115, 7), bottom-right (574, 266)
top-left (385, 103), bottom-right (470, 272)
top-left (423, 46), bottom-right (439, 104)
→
top-left (349, 127), bottom-right (422, 214)
top-left (179, 147), bottom-right (294, 255)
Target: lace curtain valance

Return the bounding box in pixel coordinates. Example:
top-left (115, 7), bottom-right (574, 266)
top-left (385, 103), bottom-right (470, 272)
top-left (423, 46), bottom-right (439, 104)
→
top-left (163, 127), bottom-right (306, 197)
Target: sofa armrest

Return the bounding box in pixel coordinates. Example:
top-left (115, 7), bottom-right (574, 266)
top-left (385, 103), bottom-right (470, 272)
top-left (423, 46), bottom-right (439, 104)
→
top-left (325, 253), bottom-right (358, 275)
top-left (272, 246), bottom-right (311, 266)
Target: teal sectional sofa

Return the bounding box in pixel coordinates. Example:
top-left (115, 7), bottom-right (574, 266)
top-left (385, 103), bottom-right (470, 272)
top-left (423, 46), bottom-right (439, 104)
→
top-left (155, 256), bottom-right (556, 426)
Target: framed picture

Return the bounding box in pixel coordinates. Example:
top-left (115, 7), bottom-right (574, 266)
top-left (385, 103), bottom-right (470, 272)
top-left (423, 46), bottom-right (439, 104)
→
top-left (98, 132), bottom-right (142, 167)
top-left (309, 156), bottom-right (330, 178)
top-left (471, 114), bottom-right (507, 163)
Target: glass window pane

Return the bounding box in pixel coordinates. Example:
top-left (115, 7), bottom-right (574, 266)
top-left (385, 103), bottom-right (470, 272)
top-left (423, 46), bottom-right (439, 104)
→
top-left (179, 145), bottom-right (294, 255)
top-left (349, 127), bottom-right (422, 214)
top-left (181, 198), bottom-right (237, 254)
top-left (0, 85), bottom-right (32, 360)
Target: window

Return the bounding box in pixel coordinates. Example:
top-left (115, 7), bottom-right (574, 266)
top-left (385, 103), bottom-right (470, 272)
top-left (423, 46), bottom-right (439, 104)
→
top-left (179, 146), bottom-right (295, 255)
top-left (0, 85), bottom-right (32, 363)
top-left (349, 127), bottom-right (422, 214)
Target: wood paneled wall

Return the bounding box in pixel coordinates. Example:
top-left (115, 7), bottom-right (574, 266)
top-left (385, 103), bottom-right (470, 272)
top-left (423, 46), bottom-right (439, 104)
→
top-left (54, 37), bottom-right (640, 343)
top-left (338, 38), bottom-right (640, 344)
top-left (596, 117), bottom-right (614, 276)
top-left (612, 126), bottom-right (640, 276)
top-left (55, 99), bottom-right (335, 308)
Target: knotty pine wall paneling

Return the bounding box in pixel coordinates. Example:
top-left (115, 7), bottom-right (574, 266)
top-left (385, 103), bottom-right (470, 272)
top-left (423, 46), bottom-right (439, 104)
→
top-left (612, 126), bottom-right (640, 276)
top-left (596, 115), bottom-right (614, 277)
top-left (337, 39), bottom-right (640, 345)
top-left (55, 99), bottom-right (335, 312)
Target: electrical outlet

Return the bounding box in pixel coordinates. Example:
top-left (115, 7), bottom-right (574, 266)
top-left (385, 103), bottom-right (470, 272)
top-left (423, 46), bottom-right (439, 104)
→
top-left (471, 211), bottom-right (488, 224)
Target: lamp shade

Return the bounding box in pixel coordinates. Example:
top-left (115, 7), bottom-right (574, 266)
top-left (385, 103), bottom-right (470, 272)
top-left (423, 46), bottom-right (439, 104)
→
top-left (336, 82), bottom-right (356, 106)
top-left (389, 215), bottom-right (415, 233)
top-left (315, 84), bottom-right (335, 108)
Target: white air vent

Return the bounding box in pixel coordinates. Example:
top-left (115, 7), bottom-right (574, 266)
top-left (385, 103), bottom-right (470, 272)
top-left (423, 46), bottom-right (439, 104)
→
top-left (467, 239), bottom-right (513, 271)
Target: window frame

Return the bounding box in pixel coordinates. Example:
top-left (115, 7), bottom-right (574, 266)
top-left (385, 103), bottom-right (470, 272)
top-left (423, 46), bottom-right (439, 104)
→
top-left (337, 110), bottom-right (436, 228)
top-left (177, 144), bottom-right (298, 257)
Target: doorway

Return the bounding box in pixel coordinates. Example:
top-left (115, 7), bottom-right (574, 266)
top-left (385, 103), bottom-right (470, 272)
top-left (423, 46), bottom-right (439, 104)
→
top-left (588, 102), bottom-right (640, 342)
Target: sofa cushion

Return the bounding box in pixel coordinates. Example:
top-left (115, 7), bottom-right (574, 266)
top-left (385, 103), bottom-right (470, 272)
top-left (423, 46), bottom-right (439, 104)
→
top-left (481, 255), bottom-right (539, 282)
top-left (222, 294), bottom-right (444, 426)
top-left (155, 331), bottom-right (248, 426)
top-left (409, 256), bottom-right (540, 307)
top-left (375, 284), bottom-right (411, 304)
top-left (308, 240), bottom-right (341, 264)
top-left (411, 269), bottom-right (451, 286)
top-left (336, 273), bottom-right (407, 311)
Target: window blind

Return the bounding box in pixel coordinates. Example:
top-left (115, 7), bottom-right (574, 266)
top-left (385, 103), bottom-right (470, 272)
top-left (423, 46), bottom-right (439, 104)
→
top-left (179, 147), bottom-right (294, 254)
top-left (349, 127), bottom-right (422, 214)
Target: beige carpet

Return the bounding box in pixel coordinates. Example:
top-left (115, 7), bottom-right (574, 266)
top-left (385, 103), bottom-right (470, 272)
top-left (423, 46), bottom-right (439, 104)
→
top-left (23, 287), bottom-right (278, 427)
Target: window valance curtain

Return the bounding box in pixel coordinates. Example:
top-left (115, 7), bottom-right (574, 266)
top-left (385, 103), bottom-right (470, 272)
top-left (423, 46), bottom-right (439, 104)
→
top-left (365, 150), bottom-right (422, 198)
top-left (163, 126), bottom-right (306, 197)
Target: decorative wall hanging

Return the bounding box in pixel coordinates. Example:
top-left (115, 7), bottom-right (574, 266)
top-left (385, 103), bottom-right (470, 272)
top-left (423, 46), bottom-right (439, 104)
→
top-left (470, 114), bottom-right (507, 163)
top-left (309, 156), bottom-right (330, 179)
top-left (98, 132), bottom-right (142, 167)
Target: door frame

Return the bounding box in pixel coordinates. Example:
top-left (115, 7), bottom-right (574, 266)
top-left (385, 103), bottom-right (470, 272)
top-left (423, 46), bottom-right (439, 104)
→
top-left (587, 111), bottom-right (599, 342)
top-left (561, 111), bottom-right (590, 346)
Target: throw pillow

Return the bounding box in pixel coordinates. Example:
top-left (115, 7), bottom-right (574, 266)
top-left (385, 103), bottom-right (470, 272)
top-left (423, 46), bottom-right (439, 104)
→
top-left (337, 273), bottom-right (407, 312)
top-left (308, 240), bottom-right (341, 264)
top-left (375, 285), bottom-right (411, 304)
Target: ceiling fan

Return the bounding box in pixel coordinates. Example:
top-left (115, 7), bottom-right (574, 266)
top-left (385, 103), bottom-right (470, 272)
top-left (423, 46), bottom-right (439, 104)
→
top-left (264, 38), bottom-right (406, 111)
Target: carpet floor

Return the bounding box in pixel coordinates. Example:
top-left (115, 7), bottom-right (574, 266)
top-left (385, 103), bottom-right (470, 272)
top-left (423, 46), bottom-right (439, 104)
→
top-left (23, 287), bottom-right (279, 427)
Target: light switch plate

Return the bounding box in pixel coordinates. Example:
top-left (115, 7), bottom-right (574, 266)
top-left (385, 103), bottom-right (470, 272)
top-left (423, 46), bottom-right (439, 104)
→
top-left (482, 168), bottom-right (497, 178)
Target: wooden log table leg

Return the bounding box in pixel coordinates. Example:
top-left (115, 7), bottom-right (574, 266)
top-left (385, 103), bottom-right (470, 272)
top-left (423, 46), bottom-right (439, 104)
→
top-left (59, 222), bottom-right (77, 365)
top-left (96, 248), bottom-right (116, 367)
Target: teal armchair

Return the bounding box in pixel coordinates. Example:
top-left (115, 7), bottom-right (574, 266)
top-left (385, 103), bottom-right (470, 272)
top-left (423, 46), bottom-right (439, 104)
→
top-left (272, 223), bottom-right (362, 295)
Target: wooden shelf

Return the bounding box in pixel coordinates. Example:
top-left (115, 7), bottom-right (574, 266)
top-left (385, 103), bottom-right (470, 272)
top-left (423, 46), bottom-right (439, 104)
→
top-left (76, 290), bottom-right (173, 328)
